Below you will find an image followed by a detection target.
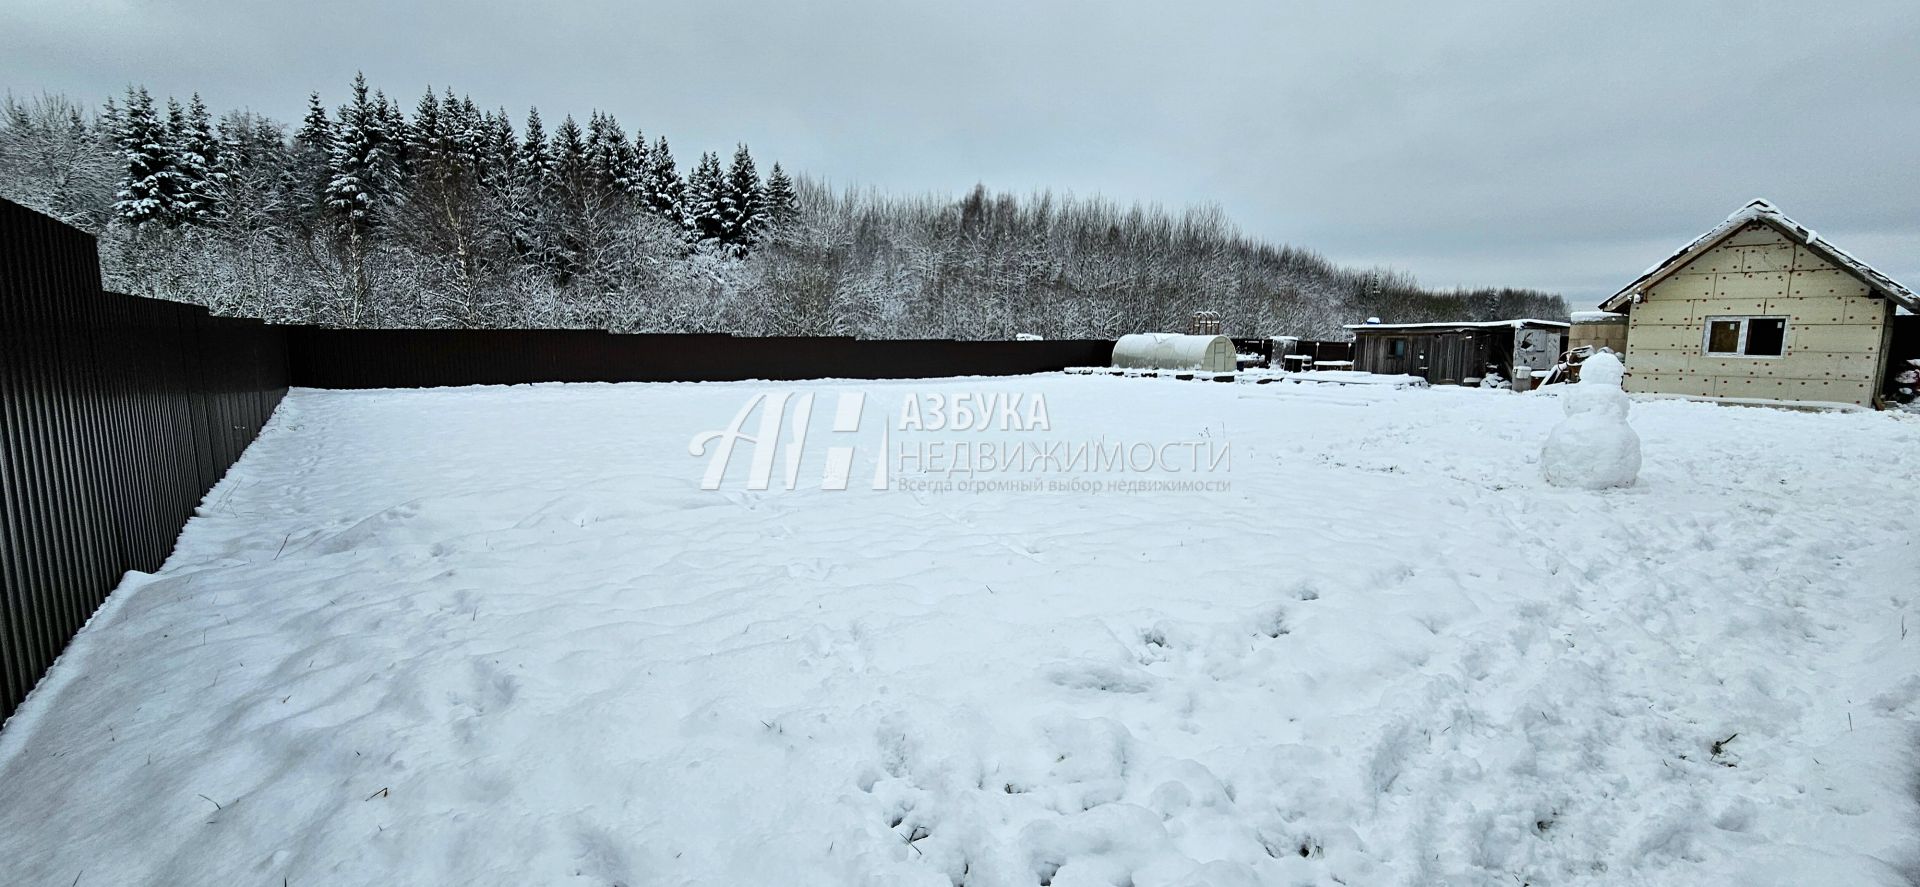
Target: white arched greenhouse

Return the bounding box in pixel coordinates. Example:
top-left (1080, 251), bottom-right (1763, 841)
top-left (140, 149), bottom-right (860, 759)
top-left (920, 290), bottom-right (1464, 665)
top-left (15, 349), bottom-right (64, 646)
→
top-left (1111, 334), bottom-right (1238, 373)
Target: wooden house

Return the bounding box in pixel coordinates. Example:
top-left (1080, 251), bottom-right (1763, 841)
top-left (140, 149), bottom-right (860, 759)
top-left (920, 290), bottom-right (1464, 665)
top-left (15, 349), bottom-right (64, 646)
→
top-left (1599, 199), bottom-right (1917, 407)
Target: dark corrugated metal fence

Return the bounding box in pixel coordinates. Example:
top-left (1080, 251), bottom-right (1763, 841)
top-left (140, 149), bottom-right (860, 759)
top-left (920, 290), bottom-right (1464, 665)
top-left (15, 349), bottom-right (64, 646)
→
top-left (0, 199), bottom-right (288, 724)
top-left (288, 328), bottom-right (1115, 388)
top-left (0, 197), bottom-right (1116, 727)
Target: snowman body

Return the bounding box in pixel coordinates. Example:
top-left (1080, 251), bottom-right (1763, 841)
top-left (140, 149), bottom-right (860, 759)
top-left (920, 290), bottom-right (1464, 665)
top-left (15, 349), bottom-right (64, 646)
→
top-left (1541, 353), bottom-right (1641, 489)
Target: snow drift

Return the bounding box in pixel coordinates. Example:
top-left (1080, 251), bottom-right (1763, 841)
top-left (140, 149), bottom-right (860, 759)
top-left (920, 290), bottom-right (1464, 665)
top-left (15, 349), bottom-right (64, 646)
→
top-left (0, 377), bottom-right (1914, 886)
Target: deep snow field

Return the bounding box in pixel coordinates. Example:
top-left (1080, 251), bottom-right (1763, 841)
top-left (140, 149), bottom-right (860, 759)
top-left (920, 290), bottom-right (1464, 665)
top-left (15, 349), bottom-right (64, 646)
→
top-left (1, 375), bottom-right (1916, 886)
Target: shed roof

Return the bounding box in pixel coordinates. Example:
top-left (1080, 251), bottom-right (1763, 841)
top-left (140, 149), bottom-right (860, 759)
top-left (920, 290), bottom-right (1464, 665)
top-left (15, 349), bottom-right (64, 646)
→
top-left (1344, 318), bottom-right (1569, 332)
top-left (1599, 199), bottom-right (1917, 313)
top-left (1570, 310), bottom-right (1626, 323)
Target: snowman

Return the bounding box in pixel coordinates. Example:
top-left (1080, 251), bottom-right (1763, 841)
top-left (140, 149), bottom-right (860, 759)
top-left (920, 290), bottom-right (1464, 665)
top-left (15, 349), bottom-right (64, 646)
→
top-left (1541, 352), bottom-right (1641, 489)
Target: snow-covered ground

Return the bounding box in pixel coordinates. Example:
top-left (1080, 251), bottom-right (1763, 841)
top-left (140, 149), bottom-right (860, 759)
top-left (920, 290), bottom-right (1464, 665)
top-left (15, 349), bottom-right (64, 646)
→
top-left (1, 376), bottom-right (1916, 886)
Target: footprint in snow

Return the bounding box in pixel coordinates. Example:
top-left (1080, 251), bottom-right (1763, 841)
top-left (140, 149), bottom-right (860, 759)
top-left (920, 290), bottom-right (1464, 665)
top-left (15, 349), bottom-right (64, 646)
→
top-left (786, 558), bottom-right (833, 581)
top-left (1042, 660), bottom-right (1156, 694)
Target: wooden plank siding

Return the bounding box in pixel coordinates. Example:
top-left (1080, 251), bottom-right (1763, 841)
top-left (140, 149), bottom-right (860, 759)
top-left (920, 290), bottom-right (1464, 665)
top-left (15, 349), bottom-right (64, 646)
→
top-left (1353, 328), bottom-right (1506, 384)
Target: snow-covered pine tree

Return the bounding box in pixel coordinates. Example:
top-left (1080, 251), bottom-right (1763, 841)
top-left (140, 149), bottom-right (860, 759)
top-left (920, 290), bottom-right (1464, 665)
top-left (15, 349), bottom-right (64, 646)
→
top-left (283, 92), bottom-right (334, 229)
top-left (683, 150), bottom-right (726, 243)
top-left (295, 93), bottom-right (331, 154)
top-left (551, 115), bottom-right (588, 194)
top-left (214, 112), bottom-right (257, 174)
top-left (641, 135), bottom-right (682, 221)
top-left (628, 129), bottom-right (651, 202)
top-left (764, 162), bottom-right (798, 226)
top-left (479, 107), bottom-right (515, 192)
top-left (545, 114), bottom-right (592, 276)
top-left (447, 93), bottom-right (484, 169)
top-left (162, 97), bottom-right (205, 224)
top-left (584, 111), bottom-right (636, 196)
top-left (375, 90), bottom-right (409, 176)
top-left (409, 86), bottom-right (443, 164)
top-left (97, 95), bottom-right (120, 141)
top-left (251, 116), bottom-right (286, 164)
top-left (161, 97), bottom-right (185, 138)
top-left (213, 112), bottom-right (285, 187)
top-left (518, 107), bottom-right (553, 186)
top-left (509, 107), bottom-right (555, 264)
top-left (719, 143), bottom-right (765, 251)
top-left (405, 88), bottom-right (473, 206)
top-left (112, 87), bottom-right (186, 227)
top-left (326, 73), bottom-right (402, 323)
top-left (178, 93), bottom-right (223, 224)
top-left (474, 107), bottom-right (522, 258)
top-left (326, 73), bottom-right (400, 232)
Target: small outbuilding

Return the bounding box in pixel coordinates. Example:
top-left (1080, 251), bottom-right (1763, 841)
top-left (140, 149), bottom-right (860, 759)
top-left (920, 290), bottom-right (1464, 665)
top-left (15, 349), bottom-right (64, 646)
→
top-left (1568, 311), bottom-right (1628, 355)
top-left (1347, 319), bottom-right (1568, 386)
top-left (1112, 333), bottom-right (1238, 373)
top-left (1599, 199), bottom-right (1918, 407)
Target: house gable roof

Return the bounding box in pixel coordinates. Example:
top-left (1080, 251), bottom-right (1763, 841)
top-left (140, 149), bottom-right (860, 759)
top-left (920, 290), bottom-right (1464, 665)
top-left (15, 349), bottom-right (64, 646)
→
top-left (1600, 199), bottom-right (1917, 313)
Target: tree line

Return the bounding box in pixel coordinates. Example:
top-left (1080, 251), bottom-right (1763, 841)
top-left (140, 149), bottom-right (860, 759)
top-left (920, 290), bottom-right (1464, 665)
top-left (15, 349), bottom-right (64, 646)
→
top-left (0, 79), bottom-right (1567, 337)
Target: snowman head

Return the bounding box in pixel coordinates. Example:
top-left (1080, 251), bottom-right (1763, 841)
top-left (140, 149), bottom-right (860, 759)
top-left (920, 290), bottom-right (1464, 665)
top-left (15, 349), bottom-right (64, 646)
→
top-left (1580, 352), bottom-right (1625, 387)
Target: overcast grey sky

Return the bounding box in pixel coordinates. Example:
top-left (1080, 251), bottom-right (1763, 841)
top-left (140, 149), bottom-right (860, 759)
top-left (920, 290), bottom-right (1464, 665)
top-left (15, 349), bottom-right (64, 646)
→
top-left (7, 0), bottom-right (1917, 305)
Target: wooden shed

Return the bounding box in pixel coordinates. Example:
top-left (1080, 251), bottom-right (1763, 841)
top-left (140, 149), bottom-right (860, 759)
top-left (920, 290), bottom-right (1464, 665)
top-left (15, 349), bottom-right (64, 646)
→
top-left (1599, 199), bottom-right (1918, 408)
top-left (1347, 319), bottom-right (1569, 386)
top-left (1569, 311), bottom-right (1628, 355)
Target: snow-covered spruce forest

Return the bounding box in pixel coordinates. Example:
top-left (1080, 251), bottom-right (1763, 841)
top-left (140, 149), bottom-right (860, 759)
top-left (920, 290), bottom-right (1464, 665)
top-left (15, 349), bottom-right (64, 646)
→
top-left (0, 81), bottom-right (1567, 337)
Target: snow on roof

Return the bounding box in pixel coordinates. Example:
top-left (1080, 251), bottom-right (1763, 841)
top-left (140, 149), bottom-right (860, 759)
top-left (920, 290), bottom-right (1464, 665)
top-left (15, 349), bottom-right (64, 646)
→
top-left (1569, 310), bottom-right (1626, 323)
top-left (1601, 199), bottom-right (1918, 312)
top-left (1343, 318), bottom-right (1570, 331)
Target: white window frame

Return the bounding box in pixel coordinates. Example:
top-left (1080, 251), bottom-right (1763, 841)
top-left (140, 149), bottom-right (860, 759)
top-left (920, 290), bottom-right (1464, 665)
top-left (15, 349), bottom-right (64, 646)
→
top-left (1701, 315), bottom-right (1788, 359)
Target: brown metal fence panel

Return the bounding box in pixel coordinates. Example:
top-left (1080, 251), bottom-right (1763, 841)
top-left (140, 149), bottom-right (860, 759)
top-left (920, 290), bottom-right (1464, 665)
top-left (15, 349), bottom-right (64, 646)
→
top-left (0, 199), bottom-right (289, 725)
top-left (286, 328), bottom-right (1115, 388)
top-left (0, 197), bottom-right (1113, 726)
